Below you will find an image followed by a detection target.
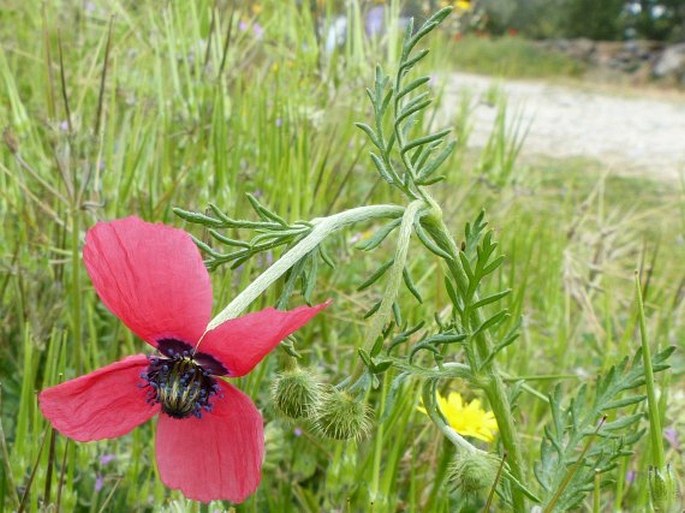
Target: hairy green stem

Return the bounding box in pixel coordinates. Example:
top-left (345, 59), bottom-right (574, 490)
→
top-left (421, 379), bottom-right (479, 454)
top-left (206, 204), bottom-right (405, 330)
top-left (419, 205), bottom-right (527, 512)
top-left (481, 376), bottom-right (526, 510)
top-left (370, 372), bottom-right (391, 506)
top-left (349, 199), bottom-right (424, 383)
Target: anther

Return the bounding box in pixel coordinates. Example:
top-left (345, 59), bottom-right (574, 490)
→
top-left (141, 353), bottom-right (219, 419)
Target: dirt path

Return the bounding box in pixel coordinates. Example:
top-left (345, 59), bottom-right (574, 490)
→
top-left (441, 72), bottom-right (685, 181)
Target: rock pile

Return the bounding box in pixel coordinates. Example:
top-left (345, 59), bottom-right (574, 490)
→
top-left (540, 39), bottom-right (685, 85)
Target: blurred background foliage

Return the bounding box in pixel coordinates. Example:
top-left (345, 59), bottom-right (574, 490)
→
top-left (1, 0), bottom-right (684, 511)
top-left (428, 0), bottom-right (685, 41)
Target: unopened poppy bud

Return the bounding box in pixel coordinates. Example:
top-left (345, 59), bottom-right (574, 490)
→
top-left (315, 389), bottom-right (371, 440)
top-left (272, 368), bottom-right (322, 419)
top-left (649, 464), bottom-right (677, 512)
top-left (451, 451), bottom-right (500, 497)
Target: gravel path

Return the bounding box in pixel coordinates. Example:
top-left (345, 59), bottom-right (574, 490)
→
top-left (441, 72), bottom-right (685, 181)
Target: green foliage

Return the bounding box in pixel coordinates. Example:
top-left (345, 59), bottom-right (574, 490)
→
top-left (564, 0), bottom-right (625, 40)
top-left (535, 346), bottom-right (675, 511)
top-left (479, 0), bottom-right (566, 38)
top-left (174, 200), bottom-right (314, 271)
top-left (448, 34), bottom-right (586, 79)
top-left (356, 8), bottom-right (455, 196)
top-left (1, 1), bottom-right (683, 512)
top-left (175, 199), bottom-right (328, 309)
top-left (479, 0), bottom-right (685, 42)
top-left (441, 212), bottom-right (517, 372)
top-left (476, 99), bottom-right (528, 188)
top-left (631, 0), bottom-right (685, 41)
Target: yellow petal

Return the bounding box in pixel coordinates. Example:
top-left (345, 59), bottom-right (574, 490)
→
top-left (419, 390), bottom-right (499, 443)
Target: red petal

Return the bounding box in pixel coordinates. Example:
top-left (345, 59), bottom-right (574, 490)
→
top-left (198, 302), bottom-right (329, 377)
top-left (155, 381), bottom-right (264, 503)
top-left (83, 217), bottom-right (212, 348)
top-left (39, 355), bottom-right (158, 442)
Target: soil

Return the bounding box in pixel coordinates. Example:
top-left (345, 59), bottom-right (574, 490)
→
top-left (441, 72), bottom-right (685, 181)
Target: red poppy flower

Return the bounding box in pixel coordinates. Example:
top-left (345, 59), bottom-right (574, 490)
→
top-left (39, 217), bottom-right (327, 503)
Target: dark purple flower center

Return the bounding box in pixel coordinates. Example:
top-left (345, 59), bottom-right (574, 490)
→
top-left (141, 340), bottom-right (223, 419)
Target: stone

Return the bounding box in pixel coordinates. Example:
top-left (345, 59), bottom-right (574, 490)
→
top-left (653, 43), bottom-right (685, 83)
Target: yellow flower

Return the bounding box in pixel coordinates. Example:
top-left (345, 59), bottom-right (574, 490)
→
top-left (419, 391), bottom-right (498, 442)
top-left (455, 0), bottom-right (472, 11)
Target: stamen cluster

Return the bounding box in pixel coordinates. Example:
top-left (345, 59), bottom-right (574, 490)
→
top-left (141, 346), bottom-right (220, 419)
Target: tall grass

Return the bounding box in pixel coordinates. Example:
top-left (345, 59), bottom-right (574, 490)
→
top-left (1, 1), bottom-right (683, 512)
top-left (447, 34), bottom-right (586, 79)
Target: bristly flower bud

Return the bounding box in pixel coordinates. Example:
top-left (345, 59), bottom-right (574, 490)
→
top-left (315, 389), bottom-right (371, 440)
top-left (451, 451), bottom-right (500, 498)
top-left (649, 464), bottom-right (677, 512)
top-left (272, 368), bottom-right (323, 419)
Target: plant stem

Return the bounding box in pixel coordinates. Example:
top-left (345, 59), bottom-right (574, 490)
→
top-left (421, 379), bottom-right (479, 454)
top-left (0, 386), bottom-right (20, 510)
top-left (70, 211), bottom-right (82, 373)
top-left (349, 199), bottom-right (424, 383)
top-left (369, 372), bottom-right (390, 506)
top-left (419, 203), bottom-right (527, 512)
top-left (634, 271), bottom-right (665, 469)
top-left (543, 416), bottom-right (606, 513)
top-left (420, 380), bottom-right (540, 505)
top-left (481, 375), bottom-right (525, 507)
top-left (206, 204), bottom-right (405, 329)
top-left (635, 272), bottom-right (676, 512)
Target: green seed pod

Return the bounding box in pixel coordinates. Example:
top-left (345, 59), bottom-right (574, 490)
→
top-left (315, 389), bottom-right (371, 440)
top-left (451, 451), bottom-right (500, 498)
top-left (271, 368), bottom-right (323, 419)
top-left (649, 464), bottom-right (677, 512)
